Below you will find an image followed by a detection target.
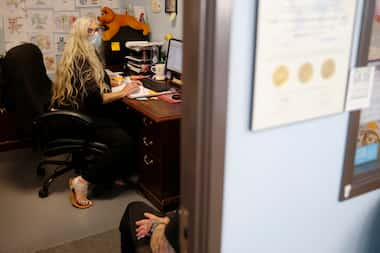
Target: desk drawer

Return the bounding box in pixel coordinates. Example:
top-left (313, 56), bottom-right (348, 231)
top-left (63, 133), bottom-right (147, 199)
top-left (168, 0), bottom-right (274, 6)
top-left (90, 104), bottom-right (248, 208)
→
top-left (138, 152), bottom-right (164, 197)
top-left (138, 133), bottom-right (161, 156)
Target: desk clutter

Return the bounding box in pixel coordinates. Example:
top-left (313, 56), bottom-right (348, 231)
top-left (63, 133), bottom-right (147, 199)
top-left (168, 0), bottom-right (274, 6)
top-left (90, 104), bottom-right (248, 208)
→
top-left (106, 69), bottom-right (182, 103)
top-left (125, 41), bottom-right (164, 74)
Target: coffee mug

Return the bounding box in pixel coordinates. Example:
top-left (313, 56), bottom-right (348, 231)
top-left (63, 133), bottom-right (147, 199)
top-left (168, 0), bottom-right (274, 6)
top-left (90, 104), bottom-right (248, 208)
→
top-left (151, 64), bottom-right (165, 80)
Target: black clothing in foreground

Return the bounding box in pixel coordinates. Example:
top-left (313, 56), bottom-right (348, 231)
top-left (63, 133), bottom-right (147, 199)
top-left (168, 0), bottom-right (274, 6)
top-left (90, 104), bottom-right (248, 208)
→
top-left (3, 43), bottom-right (52, 139)
top-left (119, 201), bottom-right (179, 253)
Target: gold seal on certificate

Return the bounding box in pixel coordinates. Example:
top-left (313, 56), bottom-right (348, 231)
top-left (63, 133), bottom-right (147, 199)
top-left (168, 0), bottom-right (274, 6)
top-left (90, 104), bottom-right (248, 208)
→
top-left (298, 63), bottom-right (313, 84)
top-left (272, 65), bottom-right (289, 87)
top-left (321, 58), bottom-right (336, 80)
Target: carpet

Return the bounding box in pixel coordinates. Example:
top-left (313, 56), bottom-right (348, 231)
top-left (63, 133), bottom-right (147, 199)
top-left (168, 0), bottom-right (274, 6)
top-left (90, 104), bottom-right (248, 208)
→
top-left (36, 229), bottom-right (121, 253)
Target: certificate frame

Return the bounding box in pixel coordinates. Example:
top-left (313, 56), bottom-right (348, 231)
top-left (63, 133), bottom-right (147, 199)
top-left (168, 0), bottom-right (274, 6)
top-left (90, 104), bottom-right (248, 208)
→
top-left (251, 1), bottom-right (358, 131)
top-left (340, 0), bottom-right (380, 201)
top-left (165, 0), bottom-right (177, 14)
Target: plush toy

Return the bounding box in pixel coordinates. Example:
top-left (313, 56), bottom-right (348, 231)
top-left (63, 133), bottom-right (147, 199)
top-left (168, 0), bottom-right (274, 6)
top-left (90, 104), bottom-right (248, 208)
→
top-left (97, 6), bottom-right (150, 41)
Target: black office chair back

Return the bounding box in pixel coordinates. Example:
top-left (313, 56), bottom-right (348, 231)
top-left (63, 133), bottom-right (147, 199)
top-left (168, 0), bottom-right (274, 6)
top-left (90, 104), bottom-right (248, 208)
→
top-left (32, 110), bottom-right (95, 152)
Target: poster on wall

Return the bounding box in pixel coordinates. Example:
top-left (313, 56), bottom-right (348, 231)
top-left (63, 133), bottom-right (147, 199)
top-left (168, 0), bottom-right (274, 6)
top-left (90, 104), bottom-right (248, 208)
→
top-left (43, 53), bottom-right (57, 74)
top-left (53, 0), bottom-right (76, 11)
top-left (4, 14), bottom-right (27, 42)
top-left (251, 1), bottom-right (357, 131)
top-left (25, 0), bottom-right (53, 9)
top-left (369, 0), bottom-right (380, 61)
top-left (27, 10), bottom-right (53, 32)
top-left (54, 11), bottom-right (79, 33)
top-left (54, 33), bottom-right (69, 54)
top-left (0, 0), bottom-right (26, 15)
top-left (5, 41), bottom-right (23, 51)
top-left (101, 0), bottom-right (119, 9)
top-left (29, 32), bottom-right (54, 53)
top-left (75, 0), bottom-right (101, 8)
top-left (80, 7), bottom-right (100, 19)
top-left (133, 6), bottom-right (146, 23)
top-left (56, 54), bottom-right (62, 67)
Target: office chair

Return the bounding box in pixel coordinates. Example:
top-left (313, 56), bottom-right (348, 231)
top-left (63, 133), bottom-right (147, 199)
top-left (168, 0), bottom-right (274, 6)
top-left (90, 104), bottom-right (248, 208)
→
top-left (32, 110), bottom-right (110, 198)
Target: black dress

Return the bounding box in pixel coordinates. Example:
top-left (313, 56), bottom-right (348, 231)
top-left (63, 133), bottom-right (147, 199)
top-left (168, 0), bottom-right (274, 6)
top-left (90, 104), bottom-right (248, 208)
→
top-left (63, 58), bottom-right (136, 185)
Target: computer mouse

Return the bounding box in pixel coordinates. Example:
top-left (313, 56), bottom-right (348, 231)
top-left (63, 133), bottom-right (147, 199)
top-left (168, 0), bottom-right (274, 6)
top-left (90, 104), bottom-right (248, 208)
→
top-left (172, 94), bottom-right (181, 100)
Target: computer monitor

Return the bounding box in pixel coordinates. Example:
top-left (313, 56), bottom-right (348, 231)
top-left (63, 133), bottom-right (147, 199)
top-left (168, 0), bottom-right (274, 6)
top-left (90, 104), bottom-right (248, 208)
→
top-left (165, 39), bottom-right (183, 77)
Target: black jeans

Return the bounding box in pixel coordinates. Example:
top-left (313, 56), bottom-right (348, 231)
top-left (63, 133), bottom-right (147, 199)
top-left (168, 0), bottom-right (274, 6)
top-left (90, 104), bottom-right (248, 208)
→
top-left (80, 125), bottom-right (136, 185)
top-left (119, 201), bottom-right (163, 253)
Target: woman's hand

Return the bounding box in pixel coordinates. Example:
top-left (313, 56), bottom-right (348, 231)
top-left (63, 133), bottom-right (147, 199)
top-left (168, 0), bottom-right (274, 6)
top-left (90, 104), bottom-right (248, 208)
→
top-left (110, 77), bottom-right (123, 87)
top-left (135, 212), bottom-right (170, 240)
top-left (122, 81), bottom-right (141, 97)
top-left (102, 80), bottom-right (142, 104)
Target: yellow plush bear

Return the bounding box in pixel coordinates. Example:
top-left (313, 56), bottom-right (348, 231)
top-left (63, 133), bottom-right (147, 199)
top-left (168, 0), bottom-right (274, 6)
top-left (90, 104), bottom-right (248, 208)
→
top-left (97, 6), bottom-right (150, 41)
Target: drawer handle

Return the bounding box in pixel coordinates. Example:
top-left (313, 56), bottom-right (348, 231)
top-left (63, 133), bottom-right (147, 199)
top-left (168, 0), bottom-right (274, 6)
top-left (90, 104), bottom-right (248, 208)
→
top-left (143, 136), bottom-right (153, 146)
top-left (144, 155), bottom-right (154, 166)
top-left (143, 117), bottom-right (153, 127)
top-left (0, 107), bottom-right (6, 116)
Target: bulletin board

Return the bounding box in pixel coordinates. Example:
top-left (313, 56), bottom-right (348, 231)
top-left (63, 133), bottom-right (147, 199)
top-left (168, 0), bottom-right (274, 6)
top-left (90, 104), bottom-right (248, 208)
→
top-left (341, 0), bottom-right (380, 200)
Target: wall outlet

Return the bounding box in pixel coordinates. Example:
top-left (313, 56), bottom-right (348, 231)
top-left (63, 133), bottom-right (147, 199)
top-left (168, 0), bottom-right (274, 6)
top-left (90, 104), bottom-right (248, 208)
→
top-left (151, 0), bottom-right (161, 13)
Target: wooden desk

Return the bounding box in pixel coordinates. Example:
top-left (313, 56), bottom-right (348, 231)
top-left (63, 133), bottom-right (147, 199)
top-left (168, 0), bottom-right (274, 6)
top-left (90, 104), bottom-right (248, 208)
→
top-left (122, 98), bottom-right (181, 211)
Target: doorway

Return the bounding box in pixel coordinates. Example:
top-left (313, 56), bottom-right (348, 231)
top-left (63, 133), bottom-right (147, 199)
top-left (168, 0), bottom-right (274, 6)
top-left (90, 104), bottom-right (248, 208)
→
top-left (181, 0), bottom-right (232, 252)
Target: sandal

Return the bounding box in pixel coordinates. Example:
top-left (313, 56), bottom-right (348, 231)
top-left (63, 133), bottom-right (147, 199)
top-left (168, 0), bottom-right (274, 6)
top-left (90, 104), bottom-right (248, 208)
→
top-left (69, 177), bottom-right (93, 209)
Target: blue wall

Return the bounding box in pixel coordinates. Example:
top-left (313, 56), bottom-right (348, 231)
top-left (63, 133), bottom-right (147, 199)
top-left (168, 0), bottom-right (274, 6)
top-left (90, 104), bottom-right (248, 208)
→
top-left (221, 1), bottom-right (380, 252)
top-left (123, 0), bottom-right (183, 42)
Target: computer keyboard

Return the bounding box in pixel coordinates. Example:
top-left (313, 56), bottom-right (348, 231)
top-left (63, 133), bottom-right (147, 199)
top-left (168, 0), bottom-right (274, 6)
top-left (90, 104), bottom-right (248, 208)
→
top-left (141, 78), bottom-right (171, 92)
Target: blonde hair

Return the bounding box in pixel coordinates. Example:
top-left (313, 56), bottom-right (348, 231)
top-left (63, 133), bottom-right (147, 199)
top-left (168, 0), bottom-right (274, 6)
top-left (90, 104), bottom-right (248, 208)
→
top-left (51, 16), bottom-right (107, 109)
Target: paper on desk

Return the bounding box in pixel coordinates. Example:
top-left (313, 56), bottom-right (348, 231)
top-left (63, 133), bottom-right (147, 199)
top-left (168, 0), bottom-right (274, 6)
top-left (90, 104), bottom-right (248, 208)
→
top-left (129, 86), bottom-right (175, 99)
top-left (345, 66), bottom-right (375, 112)
top-left (111, 83), bottom-right (126, 93)
top-left (112, 79), bottom-right (175, 98)
top-left (105, 69), bottom-right (124, 77)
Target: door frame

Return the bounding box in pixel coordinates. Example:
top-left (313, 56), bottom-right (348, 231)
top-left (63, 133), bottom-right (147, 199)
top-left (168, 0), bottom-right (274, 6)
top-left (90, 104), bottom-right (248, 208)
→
top-left (181, 0), bottom-right (232, 252)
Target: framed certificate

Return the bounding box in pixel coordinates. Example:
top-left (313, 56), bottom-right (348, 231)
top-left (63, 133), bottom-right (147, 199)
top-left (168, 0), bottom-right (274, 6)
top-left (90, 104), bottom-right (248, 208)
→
top-left (251, 1), bottom-right (357, 131)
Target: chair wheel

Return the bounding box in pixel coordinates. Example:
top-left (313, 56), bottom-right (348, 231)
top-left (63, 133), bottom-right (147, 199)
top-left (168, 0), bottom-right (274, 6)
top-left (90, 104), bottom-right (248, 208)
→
top-left (37, 167), bottom-right (46, 177)
top-left (38, 188), bottom-right (48, 198)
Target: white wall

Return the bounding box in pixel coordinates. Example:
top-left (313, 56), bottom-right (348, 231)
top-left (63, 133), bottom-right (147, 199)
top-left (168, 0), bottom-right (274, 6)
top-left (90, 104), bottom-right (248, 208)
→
top-left (123, 0), bottom-right (183, 42)
top-left (221, 1), bottom-right (380, 252)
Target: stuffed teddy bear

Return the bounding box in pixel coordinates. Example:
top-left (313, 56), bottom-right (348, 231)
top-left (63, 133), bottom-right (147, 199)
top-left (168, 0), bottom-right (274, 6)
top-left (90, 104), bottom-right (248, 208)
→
top-left (97, 6), bottom-right (150, 41)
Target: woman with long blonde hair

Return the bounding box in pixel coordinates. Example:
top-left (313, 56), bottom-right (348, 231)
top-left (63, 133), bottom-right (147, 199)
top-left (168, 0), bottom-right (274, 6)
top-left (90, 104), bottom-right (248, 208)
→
top-left (51, 17), bottom-right (140, 209)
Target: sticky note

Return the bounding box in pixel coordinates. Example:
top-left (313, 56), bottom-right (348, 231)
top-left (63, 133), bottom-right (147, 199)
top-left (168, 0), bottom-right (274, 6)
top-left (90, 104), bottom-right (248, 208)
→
top-left (111, 42), bottom-right (121, 51)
